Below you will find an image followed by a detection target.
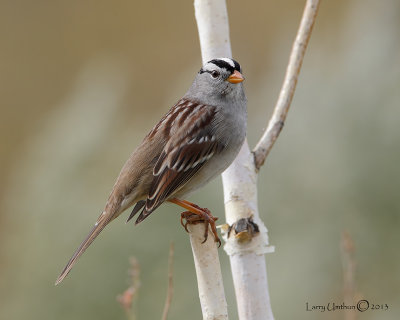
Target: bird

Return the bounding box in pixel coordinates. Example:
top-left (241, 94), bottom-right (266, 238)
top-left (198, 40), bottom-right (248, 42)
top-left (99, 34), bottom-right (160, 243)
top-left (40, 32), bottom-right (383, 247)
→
top-left (55, 57), bottom-right (247, 285)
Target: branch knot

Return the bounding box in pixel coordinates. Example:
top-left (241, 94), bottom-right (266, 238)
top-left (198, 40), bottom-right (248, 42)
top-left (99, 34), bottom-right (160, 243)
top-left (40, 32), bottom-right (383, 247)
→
top-left (220, 216), bottom-right (260, 243)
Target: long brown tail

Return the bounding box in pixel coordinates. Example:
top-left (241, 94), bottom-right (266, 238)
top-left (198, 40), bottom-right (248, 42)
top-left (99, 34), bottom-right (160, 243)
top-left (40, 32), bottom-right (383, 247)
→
top-left (55, 211), bottom-right (111, 285)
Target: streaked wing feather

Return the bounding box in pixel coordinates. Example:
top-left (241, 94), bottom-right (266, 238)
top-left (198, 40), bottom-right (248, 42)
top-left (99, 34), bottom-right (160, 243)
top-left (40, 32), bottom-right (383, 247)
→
top-left (135, 106), bottom-right (223, 224)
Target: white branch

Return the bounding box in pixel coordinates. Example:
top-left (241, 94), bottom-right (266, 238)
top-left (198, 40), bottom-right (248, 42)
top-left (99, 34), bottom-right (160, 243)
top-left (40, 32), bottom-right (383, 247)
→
top-left (221, 142), bottom-right (275, 320)
top-left (195, 0), bottom-right (320, 320)
top-left (188, 225), bottom-right (228, 320)
top-left (186, 1), bottom-right (234, 319)
top-left (194, 0), bottom-right (232, 61)
top-left (195, 0), bottom-right (275, 318)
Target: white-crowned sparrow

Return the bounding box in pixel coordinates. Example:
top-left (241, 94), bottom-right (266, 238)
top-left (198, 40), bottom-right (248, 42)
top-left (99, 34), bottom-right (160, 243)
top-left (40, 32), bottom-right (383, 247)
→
top-left (56, 58), bottom-right (247, 284)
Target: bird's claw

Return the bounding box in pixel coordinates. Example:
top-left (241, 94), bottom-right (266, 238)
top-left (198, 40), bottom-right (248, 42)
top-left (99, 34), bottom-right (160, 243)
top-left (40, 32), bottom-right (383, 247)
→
top-left (180, 209), bottom-right (221, 247)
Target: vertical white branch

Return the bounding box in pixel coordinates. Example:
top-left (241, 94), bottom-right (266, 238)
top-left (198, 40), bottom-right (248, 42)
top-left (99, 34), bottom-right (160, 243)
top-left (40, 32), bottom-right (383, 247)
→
top-left (186, 1), bottom-right (233, 319)
top-left (195, 0), bottom-right (320, 320)
top-left (194, 0), bottom-right (232, 60)
top-left (195, 0), bottom-right (274, 319)
top-left (188, 225), bottom-right (228, 320)
top-left (222, 142), bottom-right (275, 320)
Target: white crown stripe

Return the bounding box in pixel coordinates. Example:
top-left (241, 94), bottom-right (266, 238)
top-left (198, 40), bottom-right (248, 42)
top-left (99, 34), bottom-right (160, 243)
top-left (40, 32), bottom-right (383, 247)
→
top-left (220, 58), bottom-right (235, 68)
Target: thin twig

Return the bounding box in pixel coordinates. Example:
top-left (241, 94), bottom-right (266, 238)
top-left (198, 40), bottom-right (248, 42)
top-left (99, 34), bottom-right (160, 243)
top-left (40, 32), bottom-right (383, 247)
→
top-left (340, 231), bottom-right (358, 320)
top-left (117, 257), bottom-right (141, 320)
top-left (161, 242), bottom-right (174, 320)
top-left (253, 0), bottom-right (321, 170)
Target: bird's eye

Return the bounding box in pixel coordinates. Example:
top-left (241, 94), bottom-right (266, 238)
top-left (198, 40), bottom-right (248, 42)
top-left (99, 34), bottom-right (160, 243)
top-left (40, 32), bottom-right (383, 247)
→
top-left (211, 70), bottom-right (220, 78)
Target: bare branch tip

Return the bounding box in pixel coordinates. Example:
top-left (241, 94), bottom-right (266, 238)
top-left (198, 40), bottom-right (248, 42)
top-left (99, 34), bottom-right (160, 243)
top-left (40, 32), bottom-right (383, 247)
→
top-left (253, 0), bottom-right (320, 169)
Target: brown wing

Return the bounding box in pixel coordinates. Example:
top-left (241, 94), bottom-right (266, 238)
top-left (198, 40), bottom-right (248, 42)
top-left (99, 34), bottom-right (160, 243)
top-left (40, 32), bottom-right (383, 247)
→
top-left (134, 105), bottom-right (224, 224)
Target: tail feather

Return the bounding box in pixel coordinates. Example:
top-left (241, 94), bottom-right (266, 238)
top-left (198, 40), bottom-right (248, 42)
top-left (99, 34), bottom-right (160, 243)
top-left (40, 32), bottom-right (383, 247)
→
top-left (126, 200), bottom-right (146, 223)
top-left (55, 212), bottom-right (111, 285)
top-left (134, 198), bottom-right (164, 225)
top-left (135, 208), bottom-right (150, 225)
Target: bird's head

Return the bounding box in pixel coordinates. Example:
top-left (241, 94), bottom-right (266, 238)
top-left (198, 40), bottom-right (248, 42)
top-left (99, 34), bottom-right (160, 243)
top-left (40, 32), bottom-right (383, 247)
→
top-left (186, 58), bottom-right (245, 102)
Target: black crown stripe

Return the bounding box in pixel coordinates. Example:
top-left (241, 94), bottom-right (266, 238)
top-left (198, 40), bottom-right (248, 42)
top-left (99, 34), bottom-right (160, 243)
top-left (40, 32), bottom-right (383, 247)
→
top-left (208, 59), bottom-right (241, 74)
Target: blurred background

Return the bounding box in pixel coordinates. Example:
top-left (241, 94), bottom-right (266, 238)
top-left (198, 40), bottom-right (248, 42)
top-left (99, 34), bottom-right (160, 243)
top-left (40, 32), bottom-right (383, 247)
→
top-left (1, 0), bottom-right (399, 319)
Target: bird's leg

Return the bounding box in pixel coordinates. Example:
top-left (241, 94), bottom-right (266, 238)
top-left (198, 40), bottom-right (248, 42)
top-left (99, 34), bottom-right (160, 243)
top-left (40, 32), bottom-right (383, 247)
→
top-left (169, 198), bottom-right (221, 247)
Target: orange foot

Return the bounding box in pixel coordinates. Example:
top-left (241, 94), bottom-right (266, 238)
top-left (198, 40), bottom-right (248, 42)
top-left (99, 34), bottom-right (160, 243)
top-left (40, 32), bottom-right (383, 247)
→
top-left (169, 198), bottom-right (221, 247)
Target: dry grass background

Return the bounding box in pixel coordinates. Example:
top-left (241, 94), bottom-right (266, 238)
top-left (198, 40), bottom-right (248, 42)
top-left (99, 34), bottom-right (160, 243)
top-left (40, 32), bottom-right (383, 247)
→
top-left (0, 1), bottom-right (399, 319)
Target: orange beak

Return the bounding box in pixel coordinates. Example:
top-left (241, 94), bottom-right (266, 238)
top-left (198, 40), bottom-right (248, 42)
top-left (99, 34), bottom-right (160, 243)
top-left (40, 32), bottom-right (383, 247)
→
top-left (227, 70), bottom-right (245, 84)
